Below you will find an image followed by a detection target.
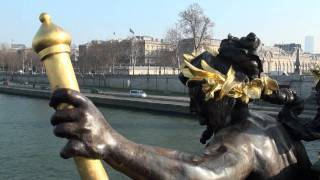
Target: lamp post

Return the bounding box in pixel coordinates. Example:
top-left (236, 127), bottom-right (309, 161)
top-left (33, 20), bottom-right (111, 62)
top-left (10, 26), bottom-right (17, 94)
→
top-left (131, 37), bottom-right (136, 75)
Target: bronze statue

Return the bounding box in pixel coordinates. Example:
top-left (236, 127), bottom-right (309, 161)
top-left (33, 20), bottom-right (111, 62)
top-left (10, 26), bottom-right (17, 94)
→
top-left (50, 33), bottom-right (320, 179)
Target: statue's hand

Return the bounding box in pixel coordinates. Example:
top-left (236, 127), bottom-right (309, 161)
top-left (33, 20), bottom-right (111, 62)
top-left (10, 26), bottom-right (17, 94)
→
top-left (50, 88), bottom-right (111, 159)
top-left (262, 88), bottom-right (299, 105)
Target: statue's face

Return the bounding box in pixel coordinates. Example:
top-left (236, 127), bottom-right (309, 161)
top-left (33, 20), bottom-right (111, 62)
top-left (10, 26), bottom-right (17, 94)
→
top-left (189, 87), bottom-right (236, 131)
top-left (235, 51), bottom-right (261, 79)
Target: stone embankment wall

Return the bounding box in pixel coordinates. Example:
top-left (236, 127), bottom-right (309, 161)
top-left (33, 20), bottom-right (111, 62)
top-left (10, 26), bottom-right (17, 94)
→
top-left (0, 73), bottom-right (316, 98)
top-left (273, 75), bottom-right (316, 98)
top-left (0, 73), bottom-right (189, 94)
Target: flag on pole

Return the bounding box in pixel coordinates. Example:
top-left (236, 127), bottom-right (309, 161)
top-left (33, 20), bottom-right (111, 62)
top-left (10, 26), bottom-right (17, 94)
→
top-left (129, 28), bottom-right (135, 35)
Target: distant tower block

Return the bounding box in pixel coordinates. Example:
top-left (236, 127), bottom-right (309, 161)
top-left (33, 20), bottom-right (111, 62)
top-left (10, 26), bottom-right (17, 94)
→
top-left (305, 36), bottom-right (314, 53)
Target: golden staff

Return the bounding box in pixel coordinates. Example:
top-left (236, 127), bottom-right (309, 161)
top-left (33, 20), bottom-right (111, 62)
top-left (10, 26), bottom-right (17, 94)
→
top-left (32, 13), bottom-right (109, 180)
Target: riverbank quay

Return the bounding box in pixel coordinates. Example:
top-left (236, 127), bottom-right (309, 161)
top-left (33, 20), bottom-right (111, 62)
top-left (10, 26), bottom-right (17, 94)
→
top-left (0, 86), bottom-right (189, 114)
top-left (0, 85), bottom-right (317, 118)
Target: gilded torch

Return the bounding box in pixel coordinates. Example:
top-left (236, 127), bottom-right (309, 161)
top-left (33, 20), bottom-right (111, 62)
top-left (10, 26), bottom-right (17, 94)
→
top-left (32, 13), bottom-right (108, 180)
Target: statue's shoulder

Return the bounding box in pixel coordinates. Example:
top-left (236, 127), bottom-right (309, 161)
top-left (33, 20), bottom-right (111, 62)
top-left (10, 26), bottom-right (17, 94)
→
top-left (247, 110), bottom-right (278, 129)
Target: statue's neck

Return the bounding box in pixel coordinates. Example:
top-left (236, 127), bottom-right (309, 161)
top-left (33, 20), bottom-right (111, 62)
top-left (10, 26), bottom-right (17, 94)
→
top-left (231, 101), bottom-right (249, 124)
top-left (210, 101), bottom-right (249, 133)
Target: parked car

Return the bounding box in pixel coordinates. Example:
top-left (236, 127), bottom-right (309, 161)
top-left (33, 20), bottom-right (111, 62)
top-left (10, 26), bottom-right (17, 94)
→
top-left (129, 90), bottom-right (147, 98)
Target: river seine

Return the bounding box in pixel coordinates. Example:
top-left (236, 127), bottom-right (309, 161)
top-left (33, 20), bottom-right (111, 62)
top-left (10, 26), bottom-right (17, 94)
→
top-left (0, 94), bottom-right (319, 179)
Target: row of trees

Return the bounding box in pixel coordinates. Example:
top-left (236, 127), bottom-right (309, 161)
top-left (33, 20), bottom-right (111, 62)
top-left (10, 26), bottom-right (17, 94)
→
top-left (0, 45), bottom-right (42, 73)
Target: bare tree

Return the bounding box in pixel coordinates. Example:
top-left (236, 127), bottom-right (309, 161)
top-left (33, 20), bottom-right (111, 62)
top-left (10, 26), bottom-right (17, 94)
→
top-left (155, 49), bottom-right (176, 67)
top-left (165, 23), bottom-right (182, 68)
top-left (78, 41), bottom-right (114, 74)
top-left (178, 3), bottom-right (214, 53)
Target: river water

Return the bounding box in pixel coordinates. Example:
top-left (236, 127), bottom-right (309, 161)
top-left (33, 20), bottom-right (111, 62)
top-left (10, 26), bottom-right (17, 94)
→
top-left (0, 94), bottom-right (319, 180)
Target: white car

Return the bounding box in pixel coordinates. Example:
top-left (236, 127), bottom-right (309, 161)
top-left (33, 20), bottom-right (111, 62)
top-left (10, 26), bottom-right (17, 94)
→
top-left (17, 70), bottom-right (24, 74)
top-left (129, 90), bottom-right (147, 98)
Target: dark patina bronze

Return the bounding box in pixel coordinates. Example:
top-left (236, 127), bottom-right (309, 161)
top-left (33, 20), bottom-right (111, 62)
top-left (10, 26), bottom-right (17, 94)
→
top-left (50, 33), bottom-right (320, 180)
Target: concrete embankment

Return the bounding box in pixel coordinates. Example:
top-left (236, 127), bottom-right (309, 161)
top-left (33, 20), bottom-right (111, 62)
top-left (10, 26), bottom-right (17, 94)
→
top-left (0, 86), bottom-right (190, 114)
top-left (0, 86), bottom-right (317, 119)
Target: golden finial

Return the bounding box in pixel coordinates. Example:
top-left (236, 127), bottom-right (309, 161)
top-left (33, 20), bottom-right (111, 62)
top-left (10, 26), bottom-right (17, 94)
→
top-left (39, 13), bottom-right (51, 24)
top-left (32, 13), bottom-right (71, 60)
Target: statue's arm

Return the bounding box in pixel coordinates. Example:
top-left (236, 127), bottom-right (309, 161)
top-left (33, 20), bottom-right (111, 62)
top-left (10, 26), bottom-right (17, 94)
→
top-left (266, 85), bottom-right (320, 141)
top-left (104, 138), bottom-right (253, 179)
top-left (49, 88), bottom-right (254, 180)
top-left (308, 82), bottom-right (320, 130)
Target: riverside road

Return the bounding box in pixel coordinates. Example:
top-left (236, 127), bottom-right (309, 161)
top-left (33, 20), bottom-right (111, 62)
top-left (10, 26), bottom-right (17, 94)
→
top-left (0, 85), bottom-right (317, 119)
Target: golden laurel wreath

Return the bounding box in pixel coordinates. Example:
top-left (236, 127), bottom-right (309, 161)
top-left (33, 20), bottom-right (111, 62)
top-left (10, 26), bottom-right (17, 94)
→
top-left (180, 53), bottom-right (279, 103)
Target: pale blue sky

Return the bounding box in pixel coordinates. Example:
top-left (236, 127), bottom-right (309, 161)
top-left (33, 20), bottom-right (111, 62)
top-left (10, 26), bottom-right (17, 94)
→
top-left (1, 0), bottom-right (319, 52)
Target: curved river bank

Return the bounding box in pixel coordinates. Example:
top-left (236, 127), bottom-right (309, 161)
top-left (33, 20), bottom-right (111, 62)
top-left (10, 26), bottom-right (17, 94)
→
top-left (0, 94), bottom-right (319, 179)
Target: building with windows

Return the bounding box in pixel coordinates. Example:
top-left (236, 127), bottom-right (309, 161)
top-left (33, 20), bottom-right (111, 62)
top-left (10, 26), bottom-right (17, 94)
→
top-left (78, 35), bottom-right (320, 75)
top-left (177, 38), bottom-right (220, 58)
top-left (259, 44), bottom-right (319, 75)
